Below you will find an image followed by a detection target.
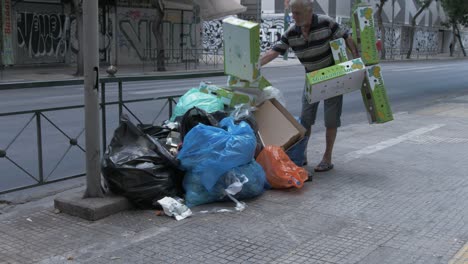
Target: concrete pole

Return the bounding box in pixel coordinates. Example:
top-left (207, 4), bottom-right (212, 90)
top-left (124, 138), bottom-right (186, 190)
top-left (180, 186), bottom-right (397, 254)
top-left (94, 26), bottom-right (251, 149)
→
top-left (83, 0), bottom-right (103, 198)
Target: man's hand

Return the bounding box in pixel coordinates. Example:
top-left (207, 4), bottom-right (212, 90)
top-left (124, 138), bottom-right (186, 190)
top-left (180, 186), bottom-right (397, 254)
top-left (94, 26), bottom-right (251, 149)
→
top-left (260, 50), bottom-right (281, 66)
top-left (345, 36), bottom-right (360, 59)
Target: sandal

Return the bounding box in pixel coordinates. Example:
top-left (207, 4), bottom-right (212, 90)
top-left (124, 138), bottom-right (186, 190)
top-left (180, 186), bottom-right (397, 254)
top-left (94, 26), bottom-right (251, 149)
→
top-left (314, 161), bottom-right (334, 172)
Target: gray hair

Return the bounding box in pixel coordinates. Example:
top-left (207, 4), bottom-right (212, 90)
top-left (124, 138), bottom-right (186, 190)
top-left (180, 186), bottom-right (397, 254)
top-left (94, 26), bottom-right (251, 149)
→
top-left (289, 0), bottom-right (313, 10)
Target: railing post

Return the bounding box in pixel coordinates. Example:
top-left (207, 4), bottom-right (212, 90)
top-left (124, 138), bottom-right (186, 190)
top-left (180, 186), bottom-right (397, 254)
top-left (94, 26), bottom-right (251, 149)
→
top-left (118, 81), bottom-right (123, 119)
top-left (169, 97), bottom-right (174, 118)
top-left (101, 82), bottom-right (107, 153)
top-left (36, 112), bottom-right (44, 184)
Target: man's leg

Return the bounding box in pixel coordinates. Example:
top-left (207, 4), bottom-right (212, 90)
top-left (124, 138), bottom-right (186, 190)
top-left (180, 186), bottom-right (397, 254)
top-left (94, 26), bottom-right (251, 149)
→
top-left (300, 89), bottom-right (319, 165)
top-left (315, 95), bottom-right (343, 172)
top-left (323, 127), bottom-right (337, 164)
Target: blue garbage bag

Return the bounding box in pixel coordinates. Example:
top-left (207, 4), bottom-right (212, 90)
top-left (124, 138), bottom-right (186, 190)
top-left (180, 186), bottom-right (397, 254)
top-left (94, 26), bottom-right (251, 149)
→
top-left (286, 136), bottom-right (309, 167)
top-left (286, 117), bottom-right (309, 166)
top-left (183, 161), bottom-right (268, 207)
top-left (177, 117), bottom-right (256, 191)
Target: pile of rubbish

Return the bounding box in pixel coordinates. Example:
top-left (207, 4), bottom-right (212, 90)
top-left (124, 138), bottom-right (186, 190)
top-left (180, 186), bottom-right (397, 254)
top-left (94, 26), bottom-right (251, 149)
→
top-left (102, 82), bottom-right (310, 220)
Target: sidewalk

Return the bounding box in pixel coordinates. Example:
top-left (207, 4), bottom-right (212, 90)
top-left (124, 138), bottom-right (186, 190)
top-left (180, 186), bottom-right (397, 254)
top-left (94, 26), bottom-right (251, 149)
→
top-left (1, 93), bottom-right (468, 263)
top-left (1, 52), bottom-right (465, 84)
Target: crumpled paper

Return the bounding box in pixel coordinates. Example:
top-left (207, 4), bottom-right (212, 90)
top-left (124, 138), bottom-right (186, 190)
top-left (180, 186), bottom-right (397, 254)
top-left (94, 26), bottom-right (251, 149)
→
top-left (157, 197), bottom-right (192, 221)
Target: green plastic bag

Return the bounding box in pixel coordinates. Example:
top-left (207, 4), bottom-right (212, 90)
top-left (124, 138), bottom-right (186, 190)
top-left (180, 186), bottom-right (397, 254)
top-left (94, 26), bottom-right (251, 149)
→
top-left (170, 88), bottom-right (224, 121)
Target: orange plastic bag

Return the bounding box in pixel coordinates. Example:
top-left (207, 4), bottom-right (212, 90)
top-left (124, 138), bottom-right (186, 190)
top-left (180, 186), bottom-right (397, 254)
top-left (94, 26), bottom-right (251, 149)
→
top-left (256, 145), bottom-right (309, 189)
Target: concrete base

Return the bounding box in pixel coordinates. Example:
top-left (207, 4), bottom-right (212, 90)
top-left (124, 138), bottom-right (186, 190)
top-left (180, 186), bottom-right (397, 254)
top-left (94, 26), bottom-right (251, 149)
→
top-left (54, 192), bottom-right (132, 221)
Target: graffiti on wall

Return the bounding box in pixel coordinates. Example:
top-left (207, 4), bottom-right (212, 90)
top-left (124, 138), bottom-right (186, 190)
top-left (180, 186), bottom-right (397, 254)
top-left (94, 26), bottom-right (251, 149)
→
top-left (200, 15), bottom-right (290, 53)
top-left (414, 29), bottom-right (438, 51)
top-left (202, 20), bottom-right (223, 51)
top-left (2, 0), bottom-right (15, 64)
top-left (16, 12), bottom-right (69, 59)
top-left (117, 7), bottom-right (199, 64)
top-left (118, 9), bottom-right (154, 60)
top-left (260, 15), bottom-right (286, 52)
top-left (377, 26), bottom-right (401, 51)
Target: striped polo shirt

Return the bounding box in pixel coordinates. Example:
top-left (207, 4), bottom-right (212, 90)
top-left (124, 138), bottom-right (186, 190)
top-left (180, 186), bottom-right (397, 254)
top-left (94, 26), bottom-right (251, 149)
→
top-left (273, 14), bottom-right (348, 73)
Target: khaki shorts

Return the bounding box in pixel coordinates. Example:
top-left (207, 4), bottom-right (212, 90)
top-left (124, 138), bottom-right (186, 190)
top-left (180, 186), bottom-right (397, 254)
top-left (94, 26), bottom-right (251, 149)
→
top-left (300, 89), bottom-right (343, 133)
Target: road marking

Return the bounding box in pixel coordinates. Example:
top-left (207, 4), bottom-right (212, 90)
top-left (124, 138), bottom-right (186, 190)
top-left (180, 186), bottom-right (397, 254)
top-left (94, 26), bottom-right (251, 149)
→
top-left (449, 242), bottom-right (468, 264)
top-left (343, 124), bottom-right (445, 163)
top-left (385, 65), bottom-right (455, 72)
top-left (388, 66), bottom-right (440, 72)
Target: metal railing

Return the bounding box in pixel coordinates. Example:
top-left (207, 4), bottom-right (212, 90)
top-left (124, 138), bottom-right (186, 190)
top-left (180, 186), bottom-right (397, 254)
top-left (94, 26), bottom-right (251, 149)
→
top-left (386, 48), bottom-right (440, 60)
top-left (0, 71), bottom-right (225, 194)
top-left (142, 48), bottom-right (224, 71)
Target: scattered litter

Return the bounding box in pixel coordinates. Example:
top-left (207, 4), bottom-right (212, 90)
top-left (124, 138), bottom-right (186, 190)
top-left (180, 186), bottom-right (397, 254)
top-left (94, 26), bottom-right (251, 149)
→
top-left (155, 210), bottom-right (164, 216)
top-left (54, 209), bottom-right (61, 214)
top-left (157, 197), bottom-right (192, 221)
top-left (110, 256), bottom-right (121, 260)
top-left (26, 218), bottom-right (32, 222)
top-left (67, 256), bottom-right (74, 261)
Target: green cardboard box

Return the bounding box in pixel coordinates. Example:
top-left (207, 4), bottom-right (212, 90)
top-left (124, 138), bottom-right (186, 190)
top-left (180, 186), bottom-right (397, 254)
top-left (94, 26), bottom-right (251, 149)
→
top-left (352, 6), bottom-right (379, 65)
top-left (223, 17), bottom-right (261, 82)
top-left (305, 58), bottom-right (366, 104)
top-left (361, 65), bottom-right (393, 123)
top-left (200, 83), bottom-right (257, 107)
top-left (227, 75), bottom-right (272, 90)
top-left (330, 38), bottom-right (349, 64)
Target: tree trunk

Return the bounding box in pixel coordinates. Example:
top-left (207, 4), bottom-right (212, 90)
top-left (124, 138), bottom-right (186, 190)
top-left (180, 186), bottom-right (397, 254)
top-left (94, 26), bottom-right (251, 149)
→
top-left (455, 24), bottom-right (467, 57)
top-left (406, 0), bottom-right (432, 59)
top-left (376, 1), bottom-right (386, 60)
top-left (73, 0), bottom-right (84, 76)
top-left (450, 24), bottom-right (456, 56)
top-left (152, 0), bottom-right (166, 71)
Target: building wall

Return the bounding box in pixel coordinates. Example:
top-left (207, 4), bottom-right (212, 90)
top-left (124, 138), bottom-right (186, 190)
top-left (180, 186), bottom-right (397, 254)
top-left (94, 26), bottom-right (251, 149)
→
top-left (13, 2), bottom-right (68, 64)
top-left (257, 0), bottom-right (468, 54)
top-left (5, 1), bottom-right (201, 66)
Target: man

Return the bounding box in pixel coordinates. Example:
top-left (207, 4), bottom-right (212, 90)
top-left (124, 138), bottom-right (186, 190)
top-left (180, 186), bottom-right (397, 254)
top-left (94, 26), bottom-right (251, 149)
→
top-left (260, 0), bottom-right (359, 172)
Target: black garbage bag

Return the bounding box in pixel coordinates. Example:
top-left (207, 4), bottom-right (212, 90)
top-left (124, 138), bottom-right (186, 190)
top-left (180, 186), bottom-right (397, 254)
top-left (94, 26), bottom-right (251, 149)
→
top-left (137, 124), bottom-right (172, 140)
top-left (230, 104), bottom-right (258, 132)
top-left (102, 115), bottom-right (184, 209)
top-left (176, 107), bottom-right (227, 141)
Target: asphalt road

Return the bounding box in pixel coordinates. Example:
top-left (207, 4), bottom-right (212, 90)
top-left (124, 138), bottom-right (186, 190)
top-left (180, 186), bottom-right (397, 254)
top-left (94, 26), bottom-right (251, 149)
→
top-left (1, 59), bottom-right (468, 192)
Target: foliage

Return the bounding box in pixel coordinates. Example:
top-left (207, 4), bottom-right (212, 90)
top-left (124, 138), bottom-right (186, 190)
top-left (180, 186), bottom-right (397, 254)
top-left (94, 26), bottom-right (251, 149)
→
top-left (441, 0), bottom-right (468, 26)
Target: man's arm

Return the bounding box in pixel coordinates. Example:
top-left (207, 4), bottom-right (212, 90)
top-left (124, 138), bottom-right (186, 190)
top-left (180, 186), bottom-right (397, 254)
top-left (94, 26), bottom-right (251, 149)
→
top-left (260, 49), bottom-right (281, 66)
top-left (345, 36), bottom-right (359, 58)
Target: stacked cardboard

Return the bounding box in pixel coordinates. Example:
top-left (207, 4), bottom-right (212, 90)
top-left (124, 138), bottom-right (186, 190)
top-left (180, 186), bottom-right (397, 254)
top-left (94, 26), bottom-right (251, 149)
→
top-left (350, 2), bottom-right (393, 124)
top-left (223, 17), bottom-right (261, 82)
top-left (330, 38), bottom-right (349, 64)
top-left (305, 58), bottom-right (366, 104)
top-left (221, 17), bottom-right (305, 150)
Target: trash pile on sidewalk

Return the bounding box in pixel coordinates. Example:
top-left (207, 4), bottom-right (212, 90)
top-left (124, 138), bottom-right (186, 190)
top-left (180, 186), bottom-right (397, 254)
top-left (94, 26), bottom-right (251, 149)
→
top-left (101, 17), bottom-right (310, 220)
top-left (101, 7), bottom-right (397, 220)
top-left (101, 83), bottom-right (309, 220)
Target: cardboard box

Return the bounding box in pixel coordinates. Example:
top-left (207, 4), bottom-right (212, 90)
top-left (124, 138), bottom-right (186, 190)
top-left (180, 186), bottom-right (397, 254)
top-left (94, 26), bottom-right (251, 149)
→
top-left (330, 38), bottom-right (349, 64)
top-left (254, 98), bottom-right (306, 150)
top-left (361, 65), bottom-right (393, 123)
top-left (352, 6), bottom-right (379, 65)
top-left (199, 84), bottom-right (257, 107)
top-left (223, 17), bottom-right (261, 82)
top-left (227, 75), bottom-right (272, 90)
top-left (305, 58), bottom-right (366, 104)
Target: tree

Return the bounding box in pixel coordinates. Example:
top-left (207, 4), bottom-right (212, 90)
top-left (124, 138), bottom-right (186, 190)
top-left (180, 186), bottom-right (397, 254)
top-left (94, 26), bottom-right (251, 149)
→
top-left (151, 0), bottom-right (166, 71)
top-left (71, 0), bottom-right (84, 76)
top-left (375, 0), bottom-right (388, 60)
top-left (406, 0), bottom-right (433, 59)
top-left (441, 0), bottom-right (468, 57)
